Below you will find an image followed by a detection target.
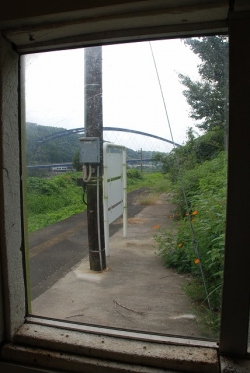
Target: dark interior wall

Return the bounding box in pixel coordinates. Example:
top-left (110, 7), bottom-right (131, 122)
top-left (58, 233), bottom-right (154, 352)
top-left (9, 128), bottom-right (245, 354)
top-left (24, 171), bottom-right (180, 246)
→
top-left (0, 0), bottom-right (145, 23)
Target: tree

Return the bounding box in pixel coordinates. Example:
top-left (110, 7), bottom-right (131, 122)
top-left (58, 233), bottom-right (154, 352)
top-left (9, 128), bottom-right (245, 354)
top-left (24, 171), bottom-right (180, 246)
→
top-left (72, 150), bottom-right (83, 171)
top-left (152, 127), bottom-right (225, 181)
top-left (179, 36), bottom-right (228, 132)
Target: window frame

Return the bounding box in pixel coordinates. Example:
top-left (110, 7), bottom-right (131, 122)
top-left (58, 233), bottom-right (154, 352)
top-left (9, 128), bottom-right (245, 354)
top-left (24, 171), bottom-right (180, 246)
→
top-left (1, 4), bottom-right (250, 372)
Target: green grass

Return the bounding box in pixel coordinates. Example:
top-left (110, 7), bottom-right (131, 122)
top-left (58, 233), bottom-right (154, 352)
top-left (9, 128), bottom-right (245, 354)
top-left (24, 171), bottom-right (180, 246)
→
top-left (183, 279), bottom-right (220, 338)
top-left (153, 151), bottom-right (227, 336)
top-left (127, 170), bottom-right (171, 193)
top-left (26, 170), bottom-right (168, 233)
top-left (26, 173), bottom-right (86, 232)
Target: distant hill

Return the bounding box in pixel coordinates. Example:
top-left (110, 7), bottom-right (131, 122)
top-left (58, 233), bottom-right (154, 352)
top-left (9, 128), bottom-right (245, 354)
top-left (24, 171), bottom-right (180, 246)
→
top-left (25, 122), bottom-right (157, 165)
top-left (26, 122), bottom-right (82, 165)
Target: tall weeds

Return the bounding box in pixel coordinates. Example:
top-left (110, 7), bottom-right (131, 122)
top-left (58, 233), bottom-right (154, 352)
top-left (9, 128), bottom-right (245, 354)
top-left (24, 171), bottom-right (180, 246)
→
top-left (154, 150), bottom-right (227, 335)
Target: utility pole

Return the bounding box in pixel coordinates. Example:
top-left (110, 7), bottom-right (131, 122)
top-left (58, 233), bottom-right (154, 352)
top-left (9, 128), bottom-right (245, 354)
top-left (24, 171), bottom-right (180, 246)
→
top-left (139, 148), bottom-right (143, 172)
top-left (84, 46), bottom-right (106, 271)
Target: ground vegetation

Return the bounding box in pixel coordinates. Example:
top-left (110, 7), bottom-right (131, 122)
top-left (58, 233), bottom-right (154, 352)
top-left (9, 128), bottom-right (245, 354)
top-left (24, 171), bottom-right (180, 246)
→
top-left (153, 36), bottom-right (228, 334)
top-left (26, 170), bottom-right (167, 232)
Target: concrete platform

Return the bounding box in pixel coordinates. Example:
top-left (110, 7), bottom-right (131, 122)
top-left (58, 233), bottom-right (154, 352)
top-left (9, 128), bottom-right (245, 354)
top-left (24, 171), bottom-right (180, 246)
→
top-left (31, 193), bottom-right (206, 339)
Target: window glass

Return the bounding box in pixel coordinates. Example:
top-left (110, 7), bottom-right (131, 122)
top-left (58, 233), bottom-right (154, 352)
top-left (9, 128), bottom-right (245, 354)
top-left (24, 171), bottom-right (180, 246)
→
top-left (22, 37), bottom-right (228, 339)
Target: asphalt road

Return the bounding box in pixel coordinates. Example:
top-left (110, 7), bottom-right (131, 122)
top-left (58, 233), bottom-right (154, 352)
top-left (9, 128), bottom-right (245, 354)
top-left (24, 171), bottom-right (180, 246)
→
top-left (29, 188), bottom-right (150, 300)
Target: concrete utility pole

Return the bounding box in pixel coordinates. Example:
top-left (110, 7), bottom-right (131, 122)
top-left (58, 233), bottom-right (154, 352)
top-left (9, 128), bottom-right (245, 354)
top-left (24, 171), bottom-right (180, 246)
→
top-left (84, 46), bottom-right (106, 271)
top-left (139, 148), bottom-right (143, 172)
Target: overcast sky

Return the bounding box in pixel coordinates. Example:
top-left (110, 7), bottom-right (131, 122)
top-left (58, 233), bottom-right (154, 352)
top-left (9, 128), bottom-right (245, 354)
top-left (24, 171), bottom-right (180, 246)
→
top-left (23, 39), bottom-right (201, 151)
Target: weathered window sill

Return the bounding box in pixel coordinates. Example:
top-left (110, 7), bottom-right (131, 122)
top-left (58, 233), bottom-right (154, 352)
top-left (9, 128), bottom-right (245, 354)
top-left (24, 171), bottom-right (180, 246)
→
top-left (0, 317), bottom-right (219, 373)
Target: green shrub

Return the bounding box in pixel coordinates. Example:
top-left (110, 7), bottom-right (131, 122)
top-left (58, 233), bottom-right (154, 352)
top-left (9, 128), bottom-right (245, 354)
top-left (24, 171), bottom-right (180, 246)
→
top-left (154, 150), bottom-right (227, 333)
top-left (27, 177), bottom-right (57, 195)
top-left (26, 173), bottom-right (85, 232)
top-left (173, 151), bottom-right (227, 216)
top-left (153, 127), bottom-right (225, 183)
top-left (154, 230), bottom-right (193, 273)
top-left (127, 168), bottom-right (143, 179)
top-left (194, 128), bottom-right (225, 162)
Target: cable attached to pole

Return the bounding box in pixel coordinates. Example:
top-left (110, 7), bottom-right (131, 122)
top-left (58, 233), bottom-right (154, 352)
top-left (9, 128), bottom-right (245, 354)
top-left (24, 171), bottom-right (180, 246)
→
top-left (96, 165), bottom-right (103, 271)
top-left (82, 182), bottom-right (88, 205)
top-left (82, 163), bottom-right (103, 271)
top-left (82, 164), bottom-right (92, 182)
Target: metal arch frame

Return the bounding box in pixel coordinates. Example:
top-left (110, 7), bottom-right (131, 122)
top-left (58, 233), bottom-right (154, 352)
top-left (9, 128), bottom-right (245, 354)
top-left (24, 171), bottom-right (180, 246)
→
top-left (29, 127), bottom-right (181, 148)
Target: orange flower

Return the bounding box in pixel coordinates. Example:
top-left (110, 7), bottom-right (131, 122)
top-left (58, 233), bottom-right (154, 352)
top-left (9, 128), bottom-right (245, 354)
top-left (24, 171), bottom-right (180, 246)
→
top-left (194, 258), bottom-right (200, 264)
top-left (178, 243), bottom-right (183, 247)
top-left (153, 225), bottom-right (160, 230)
top-left (192, 210), bottom-right (198, 216)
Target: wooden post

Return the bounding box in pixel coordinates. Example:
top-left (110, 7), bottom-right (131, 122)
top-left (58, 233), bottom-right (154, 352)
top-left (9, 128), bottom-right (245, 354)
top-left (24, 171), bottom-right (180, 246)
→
top-left (84, 46), bottom-right (106, 271)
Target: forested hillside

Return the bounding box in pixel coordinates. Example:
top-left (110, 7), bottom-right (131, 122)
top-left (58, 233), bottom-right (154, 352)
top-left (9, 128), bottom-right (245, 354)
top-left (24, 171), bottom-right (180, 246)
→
top-left (26, 122), bottom-right (81, 165)
top-left (26, 122), bottom-right (155, 165)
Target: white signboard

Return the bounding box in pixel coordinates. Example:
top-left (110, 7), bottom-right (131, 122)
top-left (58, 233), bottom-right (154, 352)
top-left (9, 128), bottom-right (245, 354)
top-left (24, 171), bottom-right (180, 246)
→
top-left (103, 143), bottom-right (127, 256)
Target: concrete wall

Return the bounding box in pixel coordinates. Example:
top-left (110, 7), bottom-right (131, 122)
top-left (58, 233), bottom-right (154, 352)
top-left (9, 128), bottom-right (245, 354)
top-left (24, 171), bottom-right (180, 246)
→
top-left (0, 34), bottom-right (26, 341)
